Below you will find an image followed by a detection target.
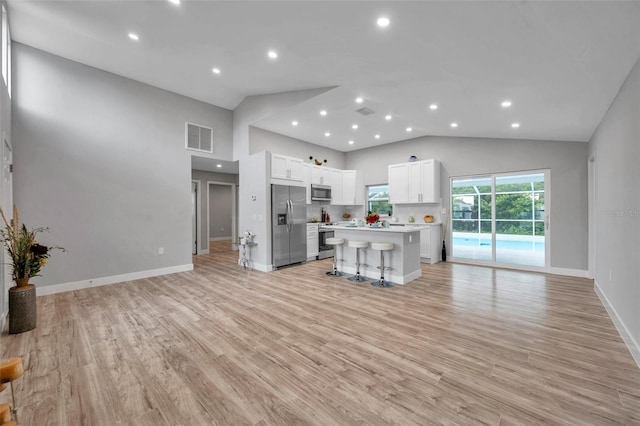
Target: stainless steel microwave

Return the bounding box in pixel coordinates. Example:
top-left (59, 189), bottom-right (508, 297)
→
top-left (311, 184), bottom-right (332, 201)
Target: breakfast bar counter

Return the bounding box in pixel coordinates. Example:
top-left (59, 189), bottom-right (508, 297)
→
top-left (320, 224), bottom-right (421, 284)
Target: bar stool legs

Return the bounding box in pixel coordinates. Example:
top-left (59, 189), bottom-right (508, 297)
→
top-left (371, 242), bottom-right (394, 287)
top-left (347, 240), bottom-right (369, 282)
top-left (325, 237), bottom-right (345, 276)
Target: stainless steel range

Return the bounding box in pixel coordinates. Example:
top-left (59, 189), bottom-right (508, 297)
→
top-left (318, 226), bottom-right (335, 259)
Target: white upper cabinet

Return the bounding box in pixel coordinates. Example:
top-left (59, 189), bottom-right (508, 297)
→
top-left (301, 163), bottom-right (311, 204)
top-left (341, 170), bottom-right (364, 205)
top-left (310, 165), bottom-right (331, 186)
top-left (330, 168), bottom-right (343, 205)
top-left (271, 153), bottom-right (304, 181)
top-left (388, 159), bottom-right (440, 204)
top-left (342, 170), bottom-right (356, 205)
top-left (388, 163), bottom-right (410, 204)
top-left (420, 159), bottom-right (440, 203)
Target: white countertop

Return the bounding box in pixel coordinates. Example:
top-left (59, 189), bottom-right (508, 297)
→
top-left (320, 224), bottom-right (422, 233)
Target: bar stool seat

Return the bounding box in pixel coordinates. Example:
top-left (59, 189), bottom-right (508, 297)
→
top-left (347, 240), bottom-right (369, 282)
top-left (325, 237), bottom-right (345, 276)
top-left (371, 242), bottom-right (394, 287)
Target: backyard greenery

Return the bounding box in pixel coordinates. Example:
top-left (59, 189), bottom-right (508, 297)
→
top-left (452, 181), bottom-right (545, 236)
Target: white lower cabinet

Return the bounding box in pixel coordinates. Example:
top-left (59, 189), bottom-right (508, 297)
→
top-left (420, 225), bottom-right (442, 264)
top-left (307, 223), bottom-right (319, 260)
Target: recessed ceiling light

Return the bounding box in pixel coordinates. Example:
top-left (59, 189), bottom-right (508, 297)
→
top-left (511, 123), bottom-right (520, 128)
top-left (292, 121), bottom-right (298, 126)
top-left (168, 0), bottom-right (180, 5)
top-left (450, 122), bottom-right (458, 128)
top-left (429, 104), bottom-right (438, 110)
top-left (216, 164), bottom-right (222, 168)
top-left (128, 32), bottom-right (139, 41)
top-left (324, 132), bottom-right (331, 137)
top-left (501, 100), bottom-right (512, 108)
top-left (385, 115), bottom-right (392, 120)
top-left (268, 50), bottom-right (278, 59)
top-left (377, 17), bottom-right (390, 28)
top-left (355, 97), bottom-right (364, 104)
top-left (406, 127), bottom-right (413, 132)
top-left (320, 110), bottom-right (327, 116)
top-left (352, 124), bottom-right (358, 129)
top-left (212, 67), bottom-right (221, 74)
top-left (348, 140), bottom-right (354, 145)
top-left (374, 134), bottom-right (381, 139)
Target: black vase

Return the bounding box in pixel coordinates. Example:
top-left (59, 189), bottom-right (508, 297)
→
top-left (441, 240), bottom-right (447, 262)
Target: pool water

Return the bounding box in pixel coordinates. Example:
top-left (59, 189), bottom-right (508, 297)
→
top-left (453, 237), bottom-right (545, 252)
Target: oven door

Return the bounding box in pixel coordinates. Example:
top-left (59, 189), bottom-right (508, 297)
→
top-left (318, 229), bottom-right (335, 259)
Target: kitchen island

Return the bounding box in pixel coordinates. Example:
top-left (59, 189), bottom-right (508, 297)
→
top-left (320, 224), bottom-right (422, 285)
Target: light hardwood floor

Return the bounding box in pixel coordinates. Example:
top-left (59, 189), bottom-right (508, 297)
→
top-left (1, 241), bottom-right (639, 425)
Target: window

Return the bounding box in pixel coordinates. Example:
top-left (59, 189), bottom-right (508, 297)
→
top-left (185, 122), bottom-right (213, 153)
top-left (367, 184), bottom-right (391, 216)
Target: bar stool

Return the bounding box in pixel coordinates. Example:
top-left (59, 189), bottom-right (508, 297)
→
top-left (0, 357), bottom-right (23, 425)
top-left (325, 237), bottom-right (345, 276)
top-left (347, 240), bottom-right (369, 282)
top-left (371, 242), bottom-right (394, 287)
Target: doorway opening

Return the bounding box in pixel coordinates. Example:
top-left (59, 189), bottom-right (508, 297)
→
top-left (207, 181), bottom-right (237, 251)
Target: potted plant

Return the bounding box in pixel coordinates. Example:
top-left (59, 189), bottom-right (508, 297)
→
top-left (0, 206), bottom-right (64, 333)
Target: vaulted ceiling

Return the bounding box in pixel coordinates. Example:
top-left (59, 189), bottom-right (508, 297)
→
top-left (8, 1), bottom-right (640, 152)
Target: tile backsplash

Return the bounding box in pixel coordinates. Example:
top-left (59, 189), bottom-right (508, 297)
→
top-left (306, 202), bottom-right (443, 224)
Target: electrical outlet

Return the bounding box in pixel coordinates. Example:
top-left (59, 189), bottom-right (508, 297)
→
top-left (158, 247), bottom-right (164, 255)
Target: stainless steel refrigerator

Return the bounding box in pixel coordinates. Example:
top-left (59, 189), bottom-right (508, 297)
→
top-left (272, 184), bottom-right (307, 268)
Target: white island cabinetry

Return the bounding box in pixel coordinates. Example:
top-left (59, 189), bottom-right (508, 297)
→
top-left (321, 225), bottom-right (422, 284)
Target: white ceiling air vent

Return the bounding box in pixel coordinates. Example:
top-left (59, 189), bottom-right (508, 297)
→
top-left (185, 122), bottom-right (213, 153)
top-left (356, 107), bottom-right (375, 116)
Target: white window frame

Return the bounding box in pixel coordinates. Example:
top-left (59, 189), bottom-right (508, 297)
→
top-left (367, 184), bottom-right (391, 217)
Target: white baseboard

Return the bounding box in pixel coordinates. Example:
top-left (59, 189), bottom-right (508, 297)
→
top-left (450, 258), bottom-right (588, 278)
top-left (209, 237), bottom-right (232, 241)
top-left (36, 264), bottom-right (194, 296)
top-left (197, 249), bottom-right (210, 255)
top-left (594, 280), bottom-right (640, 369)
top-left (236, 260), bottom-right (270, 272)
top-left (338, 265), bottom-right (421, 285)
top-left (548, 267), bottom-right (588, 278)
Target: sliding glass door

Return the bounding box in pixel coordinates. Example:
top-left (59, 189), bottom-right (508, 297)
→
top-left (451, 170), bottom-right (549, 269)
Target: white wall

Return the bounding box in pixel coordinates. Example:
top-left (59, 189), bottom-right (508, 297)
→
top-left (232, 87), bottom-right (333, 161)
top-left (209, 184), bottom-right (232, 239)
top-left (12, 43), bottom-right (233, 287)
top-left (250, 127), bottom-right (345, 169)
top-left (0, 2), bottom-right (11, 329)
top-left (238, 151), bottom-right (270, 270)
top-left (588, 58), bottom-right (640, 364)
top-left (345, 135), bottom-right (589, 271)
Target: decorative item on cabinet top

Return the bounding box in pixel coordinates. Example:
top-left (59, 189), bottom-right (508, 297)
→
top-left (409, 155), bottom-right (418, 162)
top-left (309, 156), bottom-right (327, 166)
